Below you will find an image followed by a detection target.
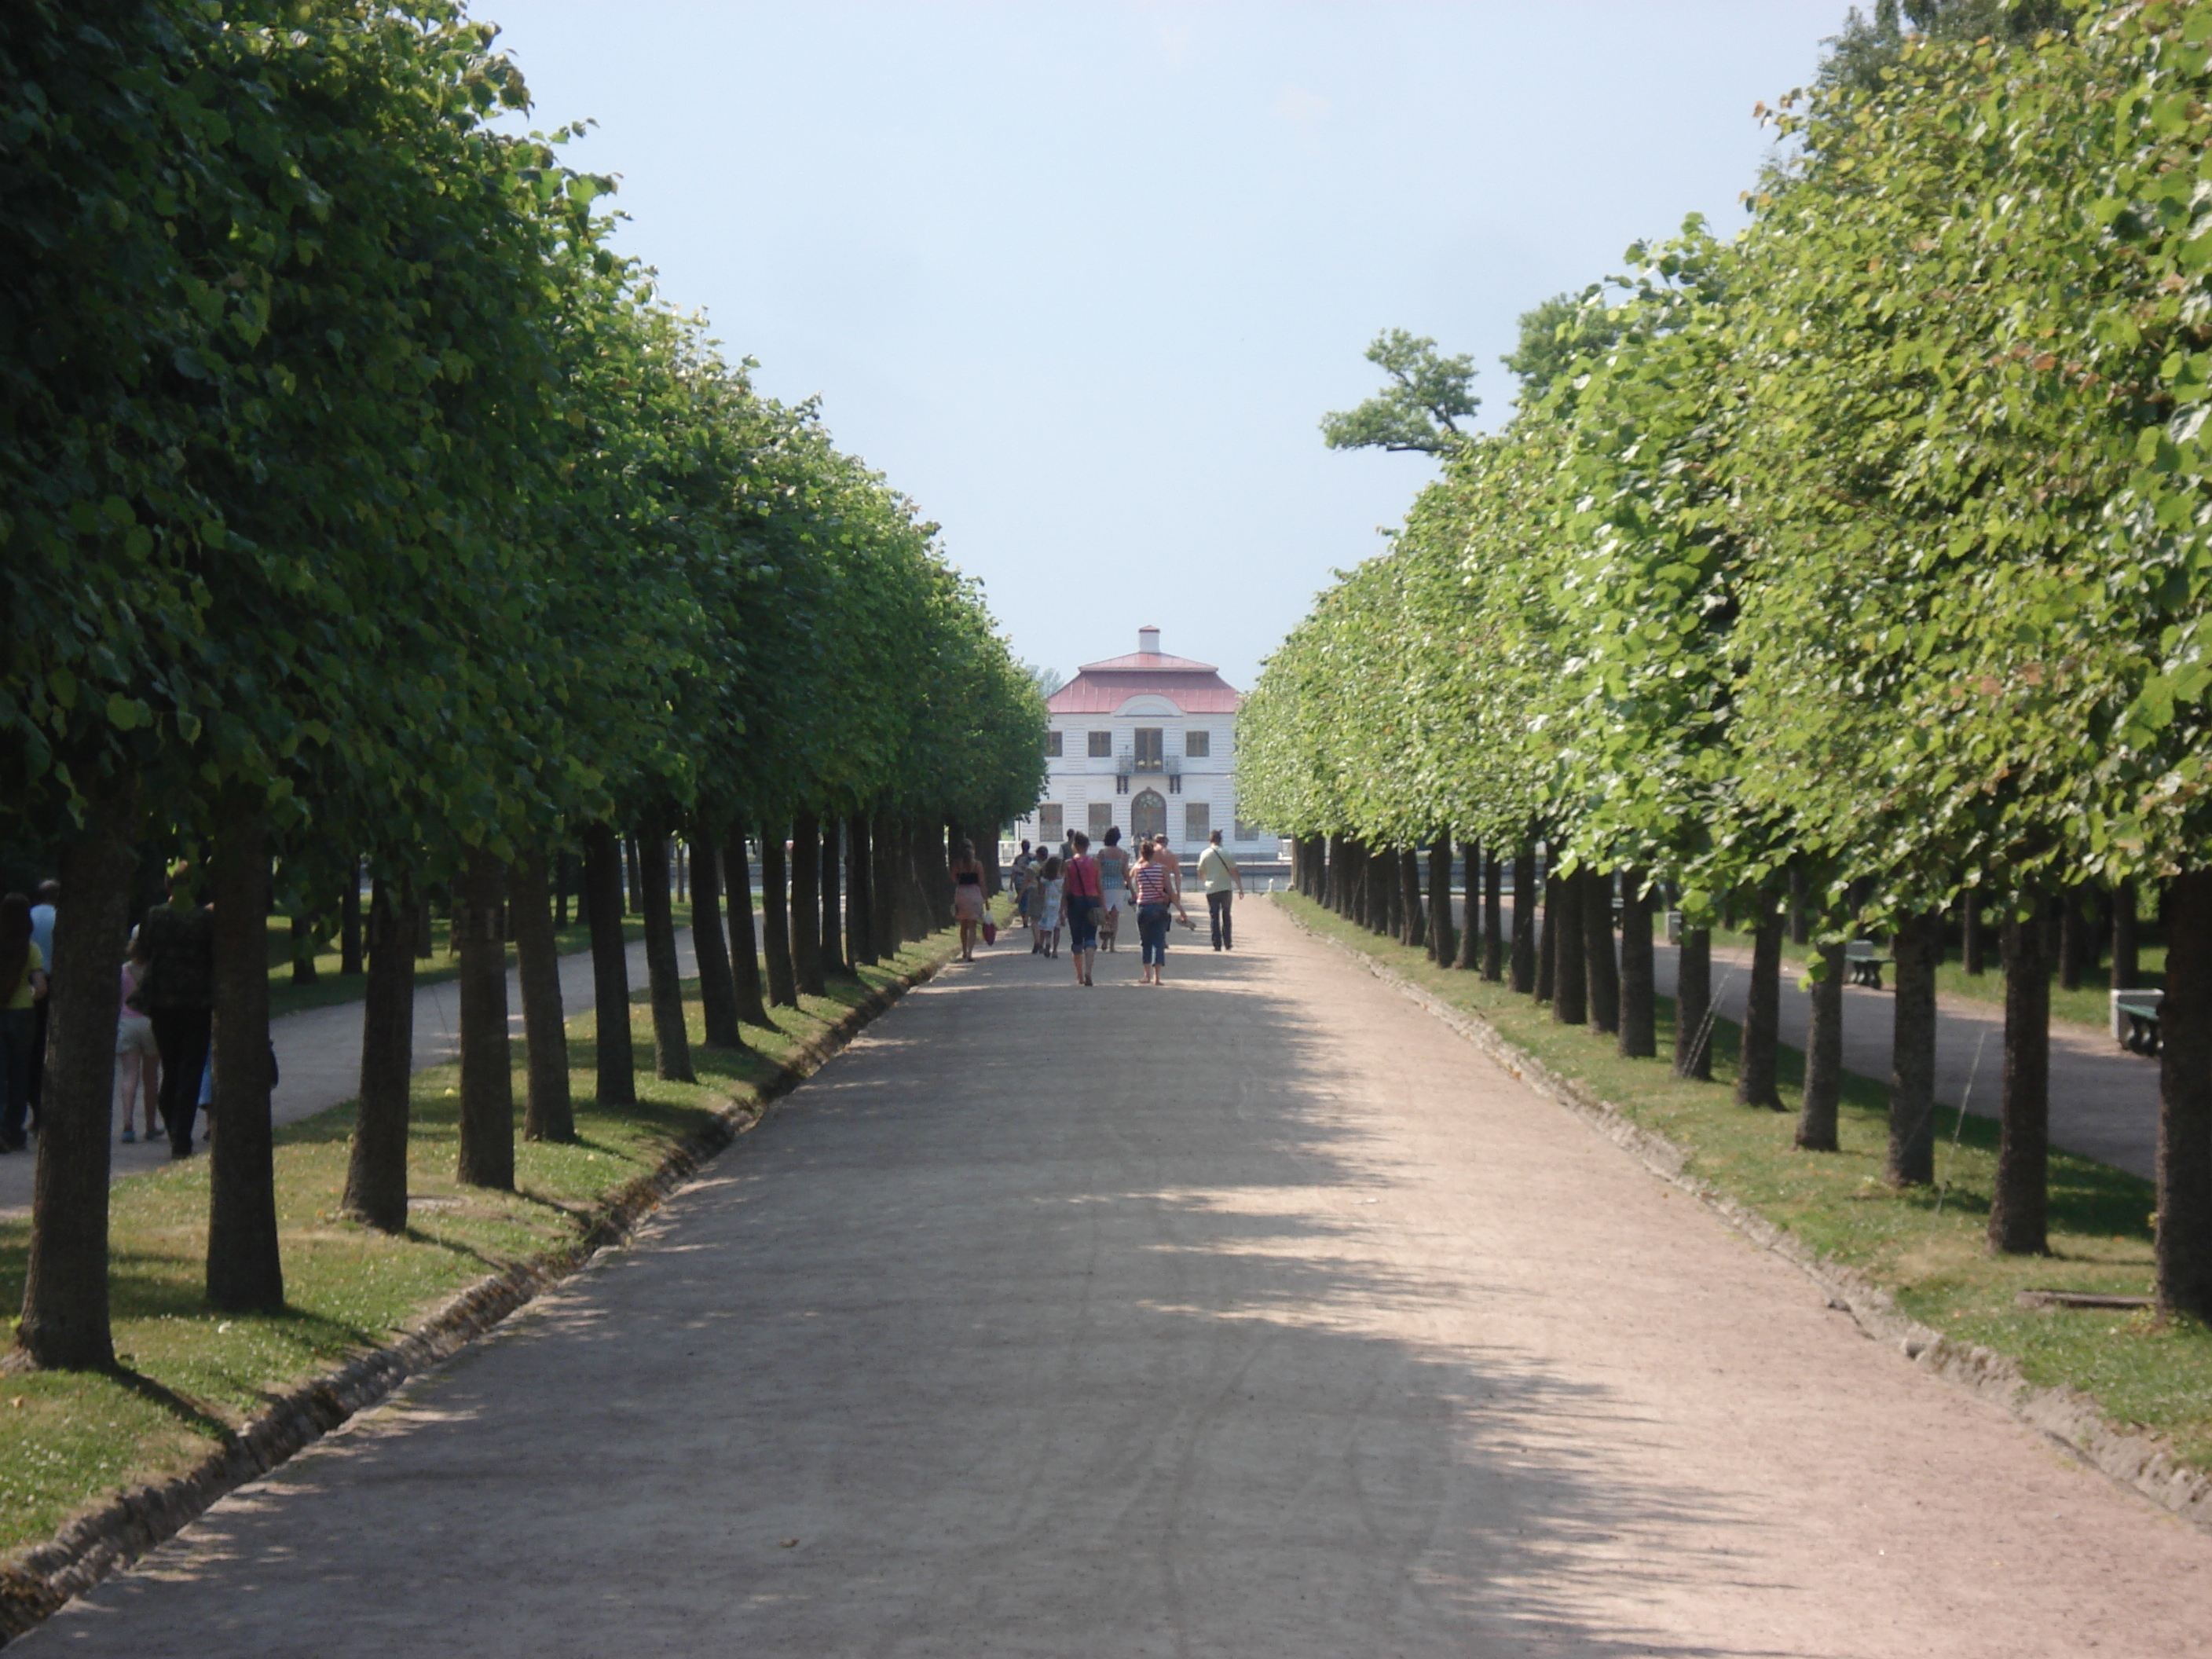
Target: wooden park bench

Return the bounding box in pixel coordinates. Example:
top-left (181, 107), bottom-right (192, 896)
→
top-left (1844, 939), bottom-right (1891, 991)
top-left (2111, 990), bottom-right (2163, 1057)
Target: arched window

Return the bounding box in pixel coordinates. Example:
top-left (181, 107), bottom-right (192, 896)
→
top-left (1130, 789), bottom-right (1166, 842)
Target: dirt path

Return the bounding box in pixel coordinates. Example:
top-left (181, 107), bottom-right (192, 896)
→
top-left (27, 899), bottom-right (2208, 1656)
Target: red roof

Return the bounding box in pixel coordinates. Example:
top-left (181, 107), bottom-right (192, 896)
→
top-left (1077, 649), bottom-right (1218, 673)
top-left (1047, 657), bottom-right (1243, 716)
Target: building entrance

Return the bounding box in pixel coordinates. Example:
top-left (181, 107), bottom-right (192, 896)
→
top-left (1130, 789), bottom-right (1166, 843)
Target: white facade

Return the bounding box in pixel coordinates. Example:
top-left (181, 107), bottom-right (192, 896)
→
top-left (1011, 628), bottom-right (1259, 859)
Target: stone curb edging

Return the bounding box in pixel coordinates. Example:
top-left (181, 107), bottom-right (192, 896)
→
top-left (0, 946), bottom-right (952, 1645)
top-left (1269, 895), bottom-right (2212, 1536)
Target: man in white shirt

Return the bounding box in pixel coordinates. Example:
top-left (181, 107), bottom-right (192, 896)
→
top-left (1196, 831), bottom-right (1243, 951)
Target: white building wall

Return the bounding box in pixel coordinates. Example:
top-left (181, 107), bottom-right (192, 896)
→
top-left (1012, 705), bottom-right (1246, 857)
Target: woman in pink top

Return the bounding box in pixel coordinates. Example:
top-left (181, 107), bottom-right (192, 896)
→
top-left (1060, 830), bottom-right (1102, 987)
top-left (115, 936), bottom-right (160, 1141)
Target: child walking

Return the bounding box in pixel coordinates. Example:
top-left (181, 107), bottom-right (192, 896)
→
top-left (1035, 855), bottom-right (1065, 959)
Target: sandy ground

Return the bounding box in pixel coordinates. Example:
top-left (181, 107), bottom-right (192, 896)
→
top-left (25, 898), bottom-right (2210, 1657)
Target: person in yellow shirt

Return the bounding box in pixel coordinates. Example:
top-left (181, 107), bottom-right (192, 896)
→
top-left (1, 892), bottom-right (50, 1152)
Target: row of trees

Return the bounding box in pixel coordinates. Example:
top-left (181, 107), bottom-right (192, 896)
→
top-left (2, 2), bottom-right (1042, 1368)
top-left (1246, 0), bottom-right (2212, 1320)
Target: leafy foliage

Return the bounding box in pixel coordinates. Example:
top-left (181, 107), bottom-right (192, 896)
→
top-left (1319, 328), bottom-right (1480, 456)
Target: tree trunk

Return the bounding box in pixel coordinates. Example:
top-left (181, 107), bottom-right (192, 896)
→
top-left (1990, 906), bottom-right (2051, 1254)
top-left (819, 817), bottom-right (848, 976)
top-left (624, 833), bottom-right (644, 915)
top-left (759, 821), bottom-right (798, 1007)
top-left (1398, 847), bottom-right (1423, 950)
top-left (789, 809), bottom-right (823, 996)
top-left (869, 813), bottom-right (901, 961)
top-left (722, 821), bottom-right (773, 1027)
top-left (937, 820), bottom-right (960, 928)
top-left (1483, 844), bottom-right (1504, 982)
top-left (344, 877), bottom-right (415, 1231)
top-left (1510, 844), bottom-right (1536, 994)
top-left (1584, 865), bottom-right (1619, 1036)
top-left (1887, 910), bottom-right (1939, 1186)
top-left (1536, 866), bottom-right (1560, 1005)
top-left (636, 811), bottom-right (694, 1084)
top-left (1961, 888), bottom-right (1986, 976)
top-left (581, 822), bottom-right (637, 1107)
top-left (1426, 837), bottom-right (1453, 965)
top-left (552, 851), bottom-right (570, 931)
top-left (1787, 865), bottom-right (1810, 947)
top-left (1617, 867), bottom-right (1656, 1059)
top-left (207, 797), bottom-right (284, 1312)
top-left (2112, 877), bottom-right (2141, 991)
top-left (687, 824), bottom-right (744, 1050)
top-left (455, 846), bottom-right (515, 1190)
top-left (2156, 870), bottom-right (2212, 1320)
top-left (1450, 840), bottom-right (1479, 969)
top-left (1796, 940), bottom-right (1846, 1151)
top-left (1675, 927), bottom-right (1714, 1081)
top-left (1736, 892), bottom-right (1784, 1110)
top-left (512, 848), bottom-right (576, 1142)
top-left (1552, 865), bottom-right (1587, 1025)
top-left (13, 793), bottom-right (135, 1369)
top-left (1368, 843), bottom-right (1392, 936)
top-left (1325, 834), bottom-right (1347, 914)
top-left (289, 914), bottom-right (318, 984)
top-left (2058, 882), bottom-right (2089, 993)
top-left (846, 814), bottom-right (877, 969)
top-left (339, 861), bottom-right (363, 976)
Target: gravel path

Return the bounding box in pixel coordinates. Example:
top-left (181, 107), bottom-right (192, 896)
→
top-left (26, 898), bottom-right (2208, 1656)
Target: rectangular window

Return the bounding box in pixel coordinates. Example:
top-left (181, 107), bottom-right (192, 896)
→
top-left (1235, 818), bottom-right (1260, 841)
top-left (1184, 729), bottom-right (1210, 758)
top-left (1134, 728), bottom-right (1163, 772)
top-left (1087, 730), bottom-right (1112, 758)
top-left (1037, 804), bottom-right (1063, 841)
top-left (1045, 731), bottom-right (1063, 757)
top-left (1184, 803), bottom-right (1210, 843)
top-left (1088, 803), bottom-right (1112, 839)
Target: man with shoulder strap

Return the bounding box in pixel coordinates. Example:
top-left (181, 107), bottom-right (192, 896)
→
top-left (1196, 830), bottom-right (1243, 951)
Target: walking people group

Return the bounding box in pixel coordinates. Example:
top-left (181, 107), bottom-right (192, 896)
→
top-left (984, 824), bottom-right (1239, 987)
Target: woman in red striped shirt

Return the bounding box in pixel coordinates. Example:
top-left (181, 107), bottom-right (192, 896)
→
top-left (1131, 839), bottom-right (1180, 986)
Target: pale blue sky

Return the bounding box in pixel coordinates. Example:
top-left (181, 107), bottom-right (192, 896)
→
top-left (484, 2), bottom-right (1844, 692)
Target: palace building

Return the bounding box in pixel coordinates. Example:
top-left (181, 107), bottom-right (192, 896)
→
top-left (1014, 627), bottom-right (1259, 856)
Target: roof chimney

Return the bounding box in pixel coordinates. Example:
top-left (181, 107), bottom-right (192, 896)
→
top-left (1138, 626), bottom-right (1161, 656)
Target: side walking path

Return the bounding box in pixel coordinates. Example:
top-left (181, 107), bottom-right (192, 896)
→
top-left (0, 931), bottom-right (698, 1220)
top-left (1473, 899), bottom-right (2160, 1180)
top-left (32, 899), bottom-right (2205, 1657)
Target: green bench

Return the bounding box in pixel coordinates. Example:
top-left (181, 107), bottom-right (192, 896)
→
top-left (2112, 991), bottom-right (2163, 1057)
top-left (1844, 940), bottom-right (1891, 991)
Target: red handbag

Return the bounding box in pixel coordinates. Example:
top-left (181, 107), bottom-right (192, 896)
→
top-left (981, 918), bottom-right (998, 946)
